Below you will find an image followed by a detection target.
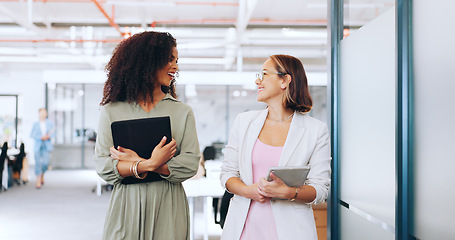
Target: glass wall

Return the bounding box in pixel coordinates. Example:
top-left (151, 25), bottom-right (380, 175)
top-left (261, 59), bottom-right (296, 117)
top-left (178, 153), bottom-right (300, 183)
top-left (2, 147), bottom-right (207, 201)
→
top-left (47, 83), bottom-right (326, 168)
top-left (332, 1), bottom-right (455, 239)
top-left (413, 0), bottom-right (455, 239)
top-left (339, 1), bottom-right (396, 239)
top-left (47, 83), bottom-right (102, 169)
top-left (0, 95), bottom-right (18, 148)
top-left (343, 0), bottom-right (395, 33)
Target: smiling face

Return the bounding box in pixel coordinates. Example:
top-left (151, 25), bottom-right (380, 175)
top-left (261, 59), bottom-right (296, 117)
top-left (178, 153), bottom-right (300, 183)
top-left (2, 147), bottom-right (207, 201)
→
top-left (156, 47), bottom-right (179, 88)
top-left (255, 58), bottom-right (286, 104)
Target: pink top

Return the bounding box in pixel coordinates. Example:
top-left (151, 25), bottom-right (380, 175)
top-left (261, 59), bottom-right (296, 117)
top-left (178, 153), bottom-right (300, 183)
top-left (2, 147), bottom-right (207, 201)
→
top-left (240, 139), bottom-right (282, 240)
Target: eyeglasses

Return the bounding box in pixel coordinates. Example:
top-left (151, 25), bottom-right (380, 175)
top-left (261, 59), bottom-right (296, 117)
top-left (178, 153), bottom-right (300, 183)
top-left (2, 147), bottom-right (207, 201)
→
top-left (256, 70), bottom-right (287, 82)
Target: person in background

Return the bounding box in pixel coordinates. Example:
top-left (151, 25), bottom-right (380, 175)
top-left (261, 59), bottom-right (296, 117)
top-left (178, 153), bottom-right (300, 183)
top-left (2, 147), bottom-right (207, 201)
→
top-left (30, 108), bottom-right (54, 189)
top-left (220, 55), bottom-right (332, 240)
top-left (94, 31), bottom-right (200, 240)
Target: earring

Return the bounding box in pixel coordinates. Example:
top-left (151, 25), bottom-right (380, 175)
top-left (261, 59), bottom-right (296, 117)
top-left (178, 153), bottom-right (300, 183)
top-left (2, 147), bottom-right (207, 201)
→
top-left (281, 86), bottom-right (286, 90)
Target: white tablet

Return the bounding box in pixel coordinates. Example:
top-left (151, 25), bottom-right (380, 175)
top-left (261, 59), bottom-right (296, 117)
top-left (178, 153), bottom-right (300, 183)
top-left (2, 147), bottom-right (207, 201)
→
top-left (267, 166), bottom-right (311, 187)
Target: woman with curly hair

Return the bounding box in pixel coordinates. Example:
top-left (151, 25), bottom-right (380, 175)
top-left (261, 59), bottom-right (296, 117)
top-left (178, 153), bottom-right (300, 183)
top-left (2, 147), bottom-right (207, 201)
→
top-left (94, 31), bottom-right (200, 240)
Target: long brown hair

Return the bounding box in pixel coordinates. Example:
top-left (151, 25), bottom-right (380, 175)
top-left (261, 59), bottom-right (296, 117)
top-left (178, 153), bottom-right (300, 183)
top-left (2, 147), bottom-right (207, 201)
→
top-left (100, 31), bottom-right (177, 105)
top-left (270, 54), bottom-right (312, 113)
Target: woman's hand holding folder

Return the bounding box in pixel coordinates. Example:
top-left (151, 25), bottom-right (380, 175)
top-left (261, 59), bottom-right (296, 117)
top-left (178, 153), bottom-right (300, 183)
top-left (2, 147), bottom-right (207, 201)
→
top-left (110, 136), bottom-right (177, 177)
top-left (110, 146), bottom-right (142, 162)
top-left (149, 136), bottom-right (177, 170)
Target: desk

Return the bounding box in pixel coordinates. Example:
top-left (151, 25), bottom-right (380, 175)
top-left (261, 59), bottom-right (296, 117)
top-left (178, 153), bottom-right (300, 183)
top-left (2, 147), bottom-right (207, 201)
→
top-left (52, 143), bottom-right (95, 169)
top-left (183, 177), bottom-right (225, 240)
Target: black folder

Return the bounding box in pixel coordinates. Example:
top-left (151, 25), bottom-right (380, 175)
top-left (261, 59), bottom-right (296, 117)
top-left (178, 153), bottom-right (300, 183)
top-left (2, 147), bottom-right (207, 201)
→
top-left (111, 116), bottom-right (172, 184)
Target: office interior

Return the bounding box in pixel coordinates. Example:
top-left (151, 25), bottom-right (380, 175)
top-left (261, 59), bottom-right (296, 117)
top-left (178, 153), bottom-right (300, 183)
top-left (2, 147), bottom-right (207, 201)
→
top-left (0, 0), bottom-right (453, 240)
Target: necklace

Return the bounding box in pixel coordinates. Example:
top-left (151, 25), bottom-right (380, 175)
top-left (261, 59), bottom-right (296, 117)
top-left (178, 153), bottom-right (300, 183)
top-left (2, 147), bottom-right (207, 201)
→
top-left (267, 112), bottom-right (294, 122)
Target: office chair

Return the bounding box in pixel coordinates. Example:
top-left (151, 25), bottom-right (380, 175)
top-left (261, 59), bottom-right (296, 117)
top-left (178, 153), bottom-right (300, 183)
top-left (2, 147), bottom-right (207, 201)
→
top-left (11, 143), bottom-right (26, 185)
top-left (202, 146), bottom-right (216, 162)
top-left (214, 190), bottom-right (234, 228)
top-left (202, 146), bottom-right (222, 224)
top-left (201, 145), bottom-right (234, 228)
top-left (0, 142), bottom-right (9, 191)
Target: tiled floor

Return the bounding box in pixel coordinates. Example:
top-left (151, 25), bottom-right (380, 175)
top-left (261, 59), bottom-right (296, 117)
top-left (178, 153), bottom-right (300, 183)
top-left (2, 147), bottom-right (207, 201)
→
top-left (0, 169), bottom-right (221, 240)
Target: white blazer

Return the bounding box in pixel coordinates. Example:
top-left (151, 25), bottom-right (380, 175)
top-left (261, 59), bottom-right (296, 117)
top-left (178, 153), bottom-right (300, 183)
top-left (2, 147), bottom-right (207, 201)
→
top-left (220, 109), bottom-right (331, 240)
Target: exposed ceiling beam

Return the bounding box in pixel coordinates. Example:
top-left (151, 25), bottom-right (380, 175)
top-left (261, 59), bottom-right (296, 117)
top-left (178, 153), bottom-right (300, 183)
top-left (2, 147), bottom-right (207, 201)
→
top-left (224, 0), bottom-right (258, 70)
top-left (0, 0), bottom-right (330, 73)
top-left (0, 38), bottom-right (122, 43)
top-left (90, 0), bottom-right (125, 37)
top-left (236, 0), bottom-right (258, 34)
top-left (0, 3), bottom-right (46, 36)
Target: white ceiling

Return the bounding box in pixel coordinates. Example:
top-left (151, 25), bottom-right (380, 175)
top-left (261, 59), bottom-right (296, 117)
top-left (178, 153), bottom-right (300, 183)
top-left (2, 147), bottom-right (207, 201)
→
top-left (0, 0), bottom-right (394, 73)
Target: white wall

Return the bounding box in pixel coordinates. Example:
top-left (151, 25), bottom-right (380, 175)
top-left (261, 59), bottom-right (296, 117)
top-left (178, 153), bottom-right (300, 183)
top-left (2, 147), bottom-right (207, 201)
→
top-left (413, 1), bottom-right (455, 239)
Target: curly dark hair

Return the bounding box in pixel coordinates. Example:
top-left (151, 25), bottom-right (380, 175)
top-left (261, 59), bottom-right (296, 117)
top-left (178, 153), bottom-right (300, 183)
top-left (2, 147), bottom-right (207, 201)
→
top-left (101, 31), bottom-right (177, 105)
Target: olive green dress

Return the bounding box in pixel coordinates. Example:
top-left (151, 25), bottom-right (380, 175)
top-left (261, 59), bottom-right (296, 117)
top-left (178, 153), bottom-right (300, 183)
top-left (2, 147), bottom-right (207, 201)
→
top-left (94, 94), bottom-right (201, 240)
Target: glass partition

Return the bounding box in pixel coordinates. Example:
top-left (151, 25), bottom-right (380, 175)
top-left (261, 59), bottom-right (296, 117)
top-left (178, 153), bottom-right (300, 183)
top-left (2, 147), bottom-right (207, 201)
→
top-left (0, 95), bottom-right (18, 148)
top-left (343, 0), bottom-right (395, 35)
top-left (178, 85), bottom-right (230, 150)
top-left (339, 2), bottom-right (396, 239)
top-left (309, 86), bottom-right (327, 122)
top-left (47, 83), bottom-right (102, 169)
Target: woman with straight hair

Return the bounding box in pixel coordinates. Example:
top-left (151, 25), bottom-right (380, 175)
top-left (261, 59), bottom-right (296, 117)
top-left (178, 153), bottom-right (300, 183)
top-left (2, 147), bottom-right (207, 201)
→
top-left (220, 55), bottom-right (331, 240)
top-left (94, 31), bottom-right (200, 240)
